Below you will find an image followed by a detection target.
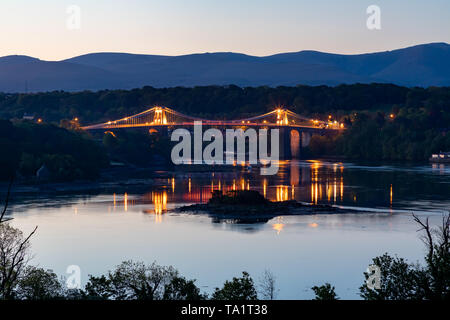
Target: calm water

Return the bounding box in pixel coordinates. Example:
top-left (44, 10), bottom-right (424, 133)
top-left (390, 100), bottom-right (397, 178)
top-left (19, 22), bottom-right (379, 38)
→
top-left (8, 160), bottom-right (450, 299)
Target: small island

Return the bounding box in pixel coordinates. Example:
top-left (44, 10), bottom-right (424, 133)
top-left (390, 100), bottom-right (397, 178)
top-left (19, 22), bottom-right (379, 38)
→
top-left (175, 190), bottom-right (361, 222)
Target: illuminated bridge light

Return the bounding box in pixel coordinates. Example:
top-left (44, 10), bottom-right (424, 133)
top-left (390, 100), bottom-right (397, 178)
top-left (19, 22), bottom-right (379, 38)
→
top-left (81, 106), bottom-right (347, 131)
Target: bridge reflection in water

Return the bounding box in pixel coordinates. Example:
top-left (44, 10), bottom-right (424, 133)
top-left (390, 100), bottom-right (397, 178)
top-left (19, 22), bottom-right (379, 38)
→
top-left (110, 160), bottom-right (347, 227)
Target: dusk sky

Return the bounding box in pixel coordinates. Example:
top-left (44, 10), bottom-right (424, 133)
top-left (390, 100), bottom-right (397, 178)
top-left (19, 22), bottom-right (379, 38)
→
top-left (1, 0), bottom-right (449, 60)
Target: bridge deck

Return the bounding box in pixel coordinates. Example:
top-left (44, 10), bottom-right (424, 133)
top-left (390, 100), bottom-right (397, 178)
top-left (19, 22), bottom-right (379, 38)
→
top-left (81, 106), bottom-right (344, 131)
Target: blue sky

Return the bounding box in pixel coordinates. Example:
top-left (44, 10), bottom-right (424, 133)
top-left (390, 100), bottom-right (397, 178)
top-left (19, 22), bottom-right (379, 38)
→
top-left (0, 0), bottom-right (449, 60)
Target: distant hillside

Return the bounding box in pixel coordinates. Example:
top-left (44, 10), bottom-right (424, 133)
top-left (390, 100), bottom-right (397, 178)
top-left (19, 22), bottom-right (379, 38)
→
top-left (0, 43), bottom-right (449, 92)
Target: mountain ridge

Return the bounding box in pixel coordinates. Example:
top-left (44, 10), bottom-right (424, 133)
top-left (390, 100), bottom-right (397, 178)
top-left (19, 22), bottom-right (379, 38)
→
top-left (0, 42), bottom-right (449, 92)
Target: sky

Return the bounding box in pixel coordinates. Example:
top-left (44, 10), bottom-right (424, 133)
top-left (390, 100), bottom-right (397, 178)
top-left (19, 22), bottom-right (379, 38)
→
top-left (0, 0), bottom-right (449, 61)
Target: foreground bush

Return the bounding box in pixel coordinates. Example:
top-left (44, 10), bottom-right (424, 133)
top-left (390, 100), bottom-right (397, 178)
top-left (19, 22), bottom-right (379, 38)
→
top-left (311, 283), bottom-right (339, 300)
top-left (212, 272), bottom-right (258, 300)
top-left (360, 214), bottom-right (449, 300)
top-left (83, 260), bottom-right (205, 300)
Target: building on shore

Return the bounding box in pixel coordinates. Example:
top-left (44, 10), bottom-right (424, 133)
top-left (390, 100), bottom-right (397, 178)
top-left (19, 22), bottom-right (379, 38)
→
top-left (430, 152), bottom-right (450, 163)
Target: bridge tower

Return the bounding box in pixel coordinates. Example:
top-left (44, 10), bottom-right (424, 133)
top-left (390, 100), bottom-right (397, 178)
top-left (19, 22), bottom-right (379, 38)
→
top-left (153, 107), bottom-right (168, 125)
top-left (276, 109), bottom-right (289, 125)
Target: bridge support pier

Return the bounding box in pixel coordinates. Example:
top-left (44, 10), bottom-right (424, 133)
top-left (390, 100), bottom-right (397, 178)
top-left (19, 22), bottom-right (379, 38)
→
top-left (301, 132), bottom-right (311, 148)
top-left (279, 128), bottom-right (302, 160)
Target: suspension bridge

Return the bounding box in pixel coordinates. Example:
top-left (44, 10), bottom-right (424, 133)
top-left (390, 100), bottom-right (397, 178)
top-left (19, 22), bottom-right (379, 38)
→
top-left (81, 106), bottom-right (343, 131)
top-left (81, 106), bottom-right (343, 159)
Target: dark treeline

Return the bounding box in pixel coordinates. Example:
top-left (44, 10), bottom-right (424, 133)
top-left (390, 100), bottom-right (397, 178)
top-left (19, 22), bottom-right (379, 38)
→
top-left (0, 118), bottom-right (173, 181)
top-left (3, 83), bottom-right (447, 122)
top-left (0, 120), bottom-right (108, 181)
top-left (306, 105), bottom-right (450, 161)
top-left (102, 130), bottom-right (171, 166)
top-left (1, 83), bottom-right (449, 169)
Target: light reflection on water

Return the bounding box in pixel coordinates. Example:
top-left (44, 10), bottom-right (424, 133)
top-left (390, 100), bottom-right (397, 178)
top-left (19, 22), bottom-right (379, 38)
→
top-left (8, 160), bottom-right (450, 299)
top-left (107, 160), bottom-right (347, 215)
top-left (104, 160), bottom-right (449, 216)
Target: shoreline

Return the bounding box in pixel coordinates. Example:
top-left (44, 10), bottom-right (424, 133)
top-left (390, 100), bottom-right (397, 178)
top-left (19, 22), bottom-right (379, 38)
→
top-left (0, 164), bottom-right (244, 196)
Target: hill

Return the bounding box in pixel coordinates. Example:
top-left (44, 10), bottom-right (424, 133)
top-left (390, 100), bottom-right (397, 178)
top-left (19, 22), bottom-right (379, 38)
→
top-left (0, 43), bottom-right (449, 92)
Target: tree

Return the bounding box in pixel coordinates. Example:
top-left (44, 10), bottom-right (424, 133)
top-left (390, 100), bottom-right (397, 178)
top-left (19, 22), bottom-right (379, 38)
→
top-left (82, 260), bottom-right (204, 300)
top-left (0, 121), bottom-right (21, 181)
top-left (0, 121), bottom-right (108, 182)
top-left (0, 179), bottom-right (38, 299)
top-left (212, 272), bottom-right (258, 300)
top-left (0, 178), bottom-right (13, 224)
top-left (15, 266), bottom-right (64, 300)
top-left (359, 254), bottom-right (426, 300)
top-left (163, 276), bottom-right (206, 300)
top-left (258, 269), bottom-right (277, 300)
top-left (0, 223), bottom-right (37, 299)
top-left (102, 132), bottom-right (119, 149)
top-left (360, 213), bottom-right (450, 300)
top-left (83, 274), bottom-right (114, 300)
top-left (413, 213), bottom-right (449, 300)
top-left (311, 283), bottom-right (339, 300)
top-left (109, 260), bottom-right (178, 300)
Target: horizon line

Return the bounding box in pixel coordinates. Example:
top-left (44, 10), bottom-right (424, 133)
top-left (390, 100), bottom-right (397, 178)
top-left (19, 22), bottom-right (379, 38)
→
top-left (2, 41), bottom-right (448, 62)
